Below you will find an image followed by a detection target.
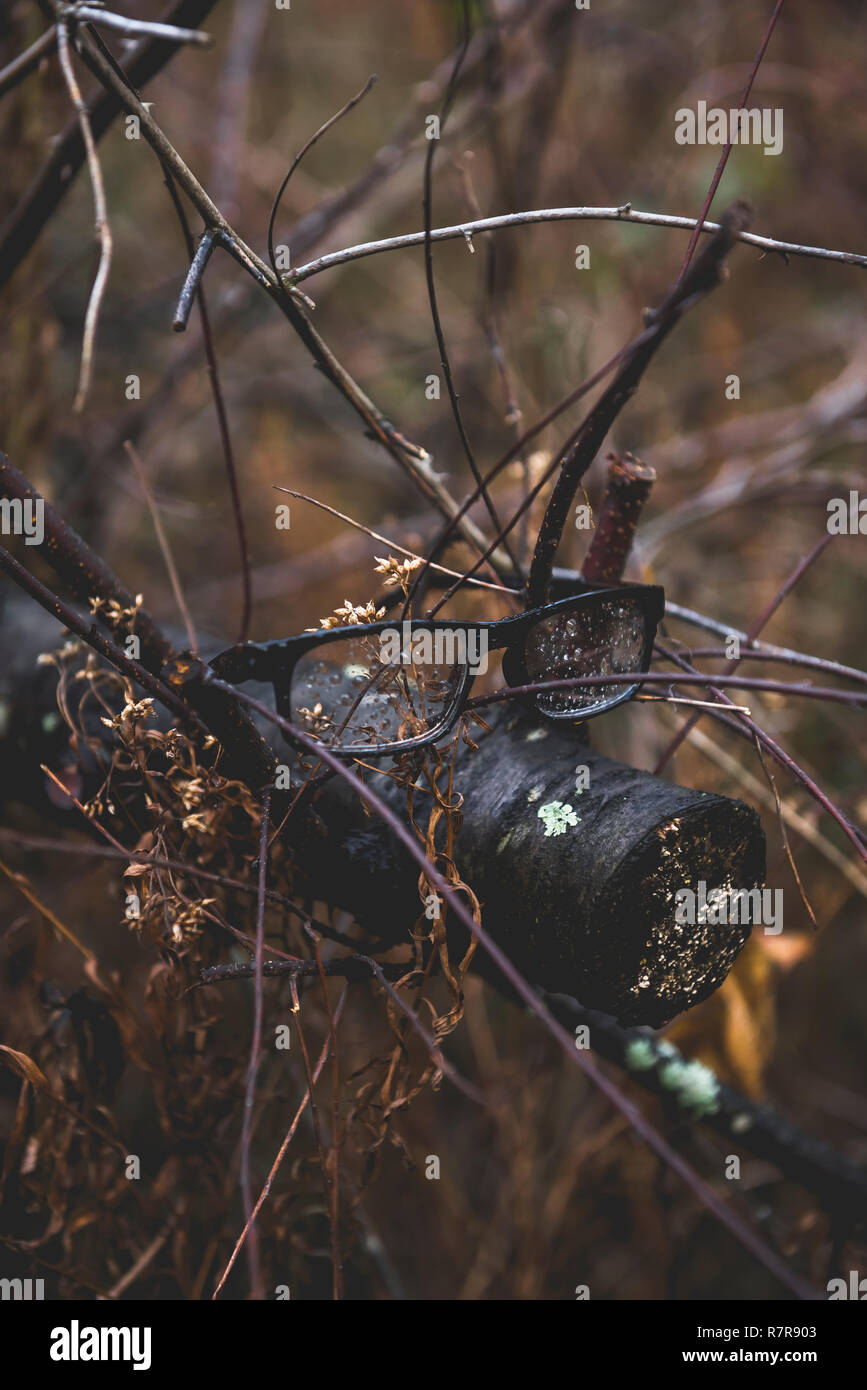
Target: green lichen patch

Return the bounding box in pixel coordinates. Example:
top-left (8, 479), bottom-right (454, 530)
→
top-left (537, 801), bottom-right (580, 837)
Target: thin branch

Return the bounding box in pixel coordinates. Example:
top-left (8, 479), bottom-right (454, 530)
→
top-left (676, 0), bottom-right (786, 281)
top-left (420, 1), bottom-right (523, 579)
top-left (307, 929), bottom-right (343, 1302)
top-left (0, 857), bottom-right (93, 962)
top-left (665, 644), bottom-right (867, 688)
top-left (56, 17), bottom-right (112, 412)
top-left (0, 451), bottom-right (272, 785)
top-left (210, 0), bottom-right (269, 223)
top-left (0, 830), bottom-right (366, 938)
top-left (526, 203), bottom-right (752, 608)
top-left (161, 177), bottom-right (252, 644)
top-left (655, 533), bottom-right (835, 772)
top-left (0, 449), bottom-right (173, 673)
top-left (681, 724), bottom-right (867, 901)
top-left (240, 789), bottom-right (272, 1301)
top-left (104, 1222), bottom-right (175, 1300)
top-left (753, 733), bottom-right (819, 930)
top-left (663, 599), bottom-right (867, 688)
top-left (267, 73), bottom-right (379, 288)
top-left (212, 987), bottom-right (349, 1300)
top-left (639, 694), bottom-right (752, 713)
top-left (0, 24), bottom-right (56, 99)
top-left (69, 6), bottom-right (213, 46)
top-left (201, 956), bottom-right (485, 1104)
top-left (271, 486), bottom-right (519, 595)
top-left (462, 670), bottom-right (867, 708)
top-left (0, 544), bottom-right (206, 734)
top-left (657, 641), bottom-right (867, 862)
top-left (172, 227), bottom-right (217, 332)
top-left (455, 153), bottom-right (529, 556)
top-left (124, 440), bottom-right (198, 655)
top-left (287, 205), bottom-right (867, 285)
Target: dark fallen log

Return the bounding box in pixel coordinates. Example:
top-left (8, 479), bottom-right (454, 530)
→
top-left (289, 705), bottom-right (765, 1028)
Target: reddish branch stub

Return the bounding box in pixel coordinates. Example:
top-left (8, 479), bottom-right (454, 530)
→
top-left (582, 453), bottom-right (656, 586)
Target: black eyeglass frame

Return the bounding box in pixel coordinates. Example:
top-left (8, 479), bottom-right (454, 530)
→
top-left (208, 577), bottom-right (665, 759)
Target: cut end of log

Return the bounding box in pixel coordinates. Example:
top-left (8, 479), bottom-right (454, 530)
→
top-left (591, 795), bottom-right (765, 1026)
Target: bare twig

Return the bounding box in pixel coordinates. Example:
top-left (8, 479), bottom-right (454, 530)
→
top-left (663, 600), bottom-right (867, 689)
top-left (455, 153), bottom-right (529, 555)
top-left (267, 74), bottom-right (379, 289)
top-left (526, 203), bottom-right (752, 608)
top-left (161, 179), bottom-right (252, 644)
top-left (0, 451), bottom-right (272, 784)
top-left (56, 17), bottom-right (112, 412)
top-left (171, 227), bottom-right (217, 333)
top-left (0, 544), bottom-right (206, 733)
top-left (665, 644), bottom-right (867, 688)
top-left (104, 1223), bottom-right (175, 1300)
top-left (212, 987), bottom-right (349, 1300)
top-left (655, 533), bottom-right (835, 772)
top-left (210, 0), bottom-right (269, 223)
top-left (0, 1), bottom-right (218, 288)
top-left (0, 24), bottom-right (56, 99)
top-left (656, 642), bottom-right (867, 862)
top-left (420, 2), bottom-right (523, 579)
top-left (0, 830), bottom-right (357, 935)
top-left (201, 956), bottom-right (486, 1105)
top-left (0, 450), bottom-right (173, 673)
top-left (676, 0), bottom-right (786, 281)
top-left (288, 206), bottom-right (867, 284)
top-left (124, 440), bottom-right (198, 655)
top-left (239, 789), bottom-right (272, 1300)
top-left (681, 725), bottom-right (867, 901)
top-left (68, 6), bottom-right (212, 46)
top-left (462, 670), bottom-right (867, 709)
top-left (271, 486), bottom-right (519, 595)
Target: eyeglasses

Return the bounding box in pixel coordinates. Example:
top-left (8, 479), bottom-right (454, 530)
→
top-left (208, 573), bottom-right (664, 758)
